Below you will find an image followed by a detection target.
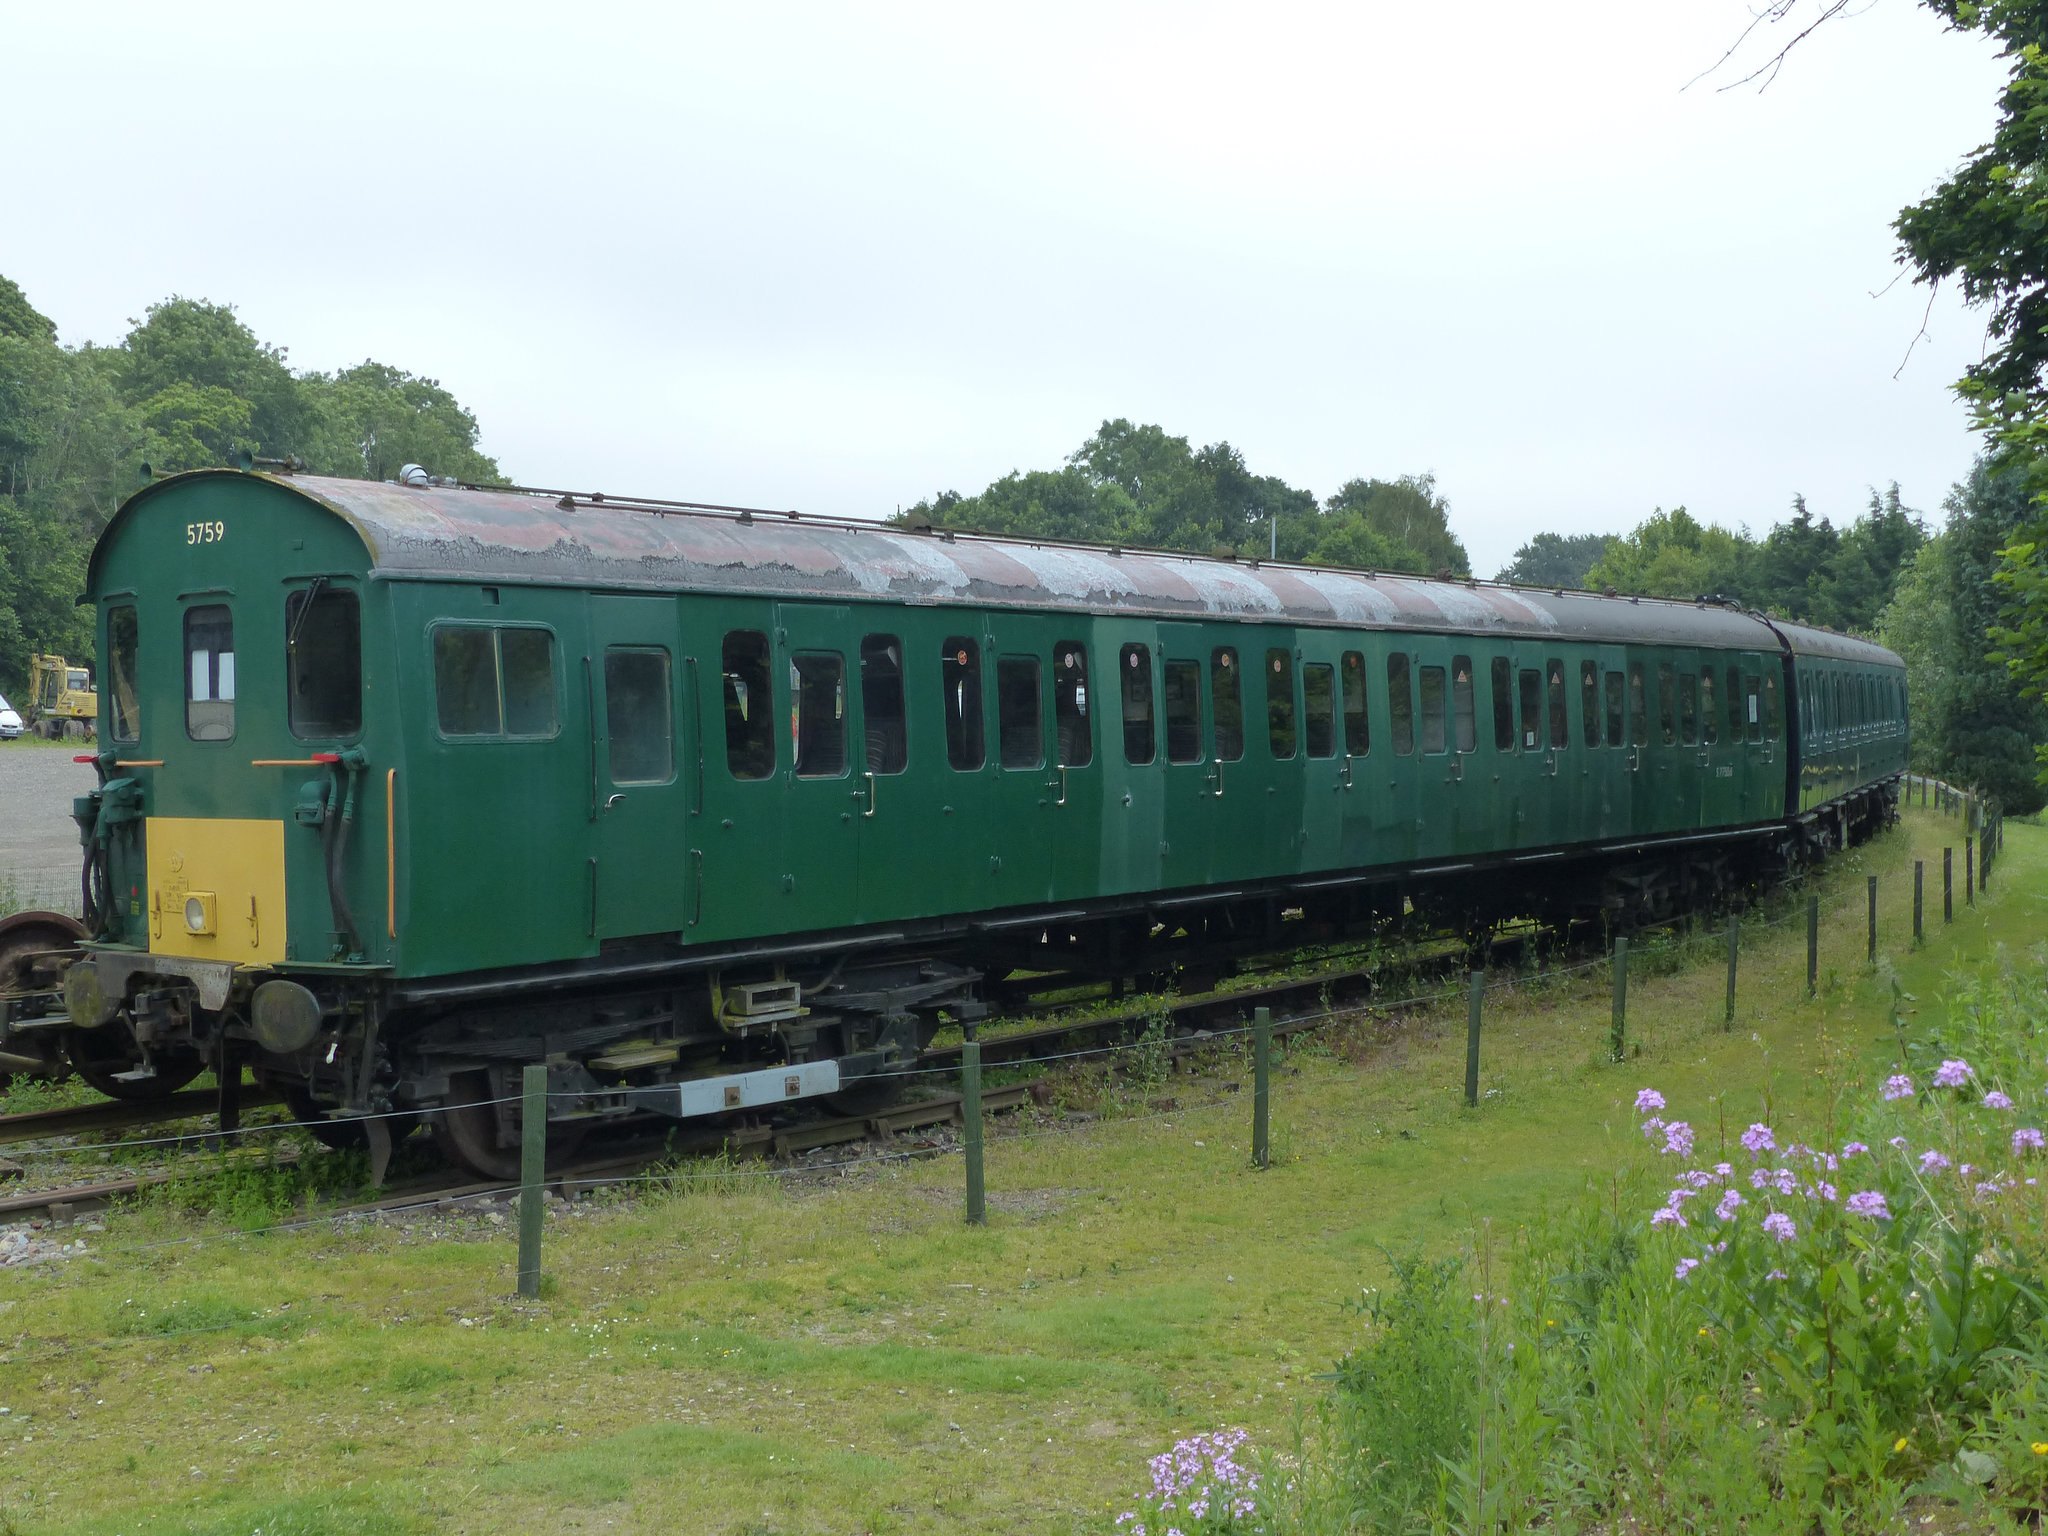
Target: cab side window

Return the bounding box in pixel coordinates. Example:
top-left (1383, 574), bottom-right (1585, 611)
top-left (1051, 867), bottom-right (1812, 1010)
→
top-left (286, 586), bottom-right (362, 740)
top-left (1656, 663), bottom-right (1676, 746)
top-left (1628, 663), bottom-right (1648, 747)
top-left (1418, 664), bottom-right (1448, 754)
top-left (1605, 670), bottom-right (1625, 747)
top-left (107, 605), bottom-right (140, 743)
top-left (1303, 663), bottom-right (1337, 758)
top-left (997, 655), bottom-right (1043, 769)
top-left (1701, 670), bottom-right (1720, 745)
top-left (1491, 657), bottom-right (1515, 751)
top-left (1579, 661), bottom-right (1600, 749)
top-left (185, 604), bottom-right (236, 741)
top-left (1546, 660), bottom-right (1568, 750)
top-left (1388, 654), bottom-right (1414, 755)
top-left (1678, 671), bottom-right (1698, 746)
top-left (1519, 667), bottom-right (1542, 751)
top-left (722, 630), bottom-right (776, 779)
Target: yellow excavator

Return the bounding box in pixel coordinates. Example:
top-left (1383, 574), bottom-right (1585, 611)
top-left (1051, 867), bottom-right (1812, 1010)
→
top-left (26, 654), bottom-right (96, 739)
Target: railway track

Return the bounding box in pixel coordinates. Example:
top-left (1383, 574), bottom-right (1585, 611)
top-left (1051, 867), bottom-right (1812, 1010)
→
top-left (0, 918), bottom-right (1646, 1227)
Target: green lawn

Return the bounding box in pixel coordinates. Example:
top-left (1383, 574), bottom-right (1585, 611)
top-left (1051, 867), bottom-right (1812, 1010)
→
top-left (0, 803), bottom-right (2035, 1536)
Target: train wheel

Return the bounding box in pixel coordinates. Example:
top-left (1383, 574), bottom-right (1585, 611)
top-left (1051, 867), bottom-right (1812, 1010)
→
top-left (63, 1023), bottom-right (205, 1101)
top-left (434, 1070), bottom-right (585, 1182)
top-left (282, 1087), bottom-right (416, 1152)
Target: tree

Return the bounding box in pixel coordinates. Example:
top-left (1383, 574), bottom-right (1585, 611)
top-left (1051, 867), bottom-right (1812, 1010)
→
top-left (1321, 475), bottom-right (1469, 576)
top-left (900, 419), bottom-right (1442, 573)
top-left (1881, 459), bottom-right (2048, 812)
top-left (1584, 508), bottom-right (1752, 602)
top-left (1496, 532), bottom-right (1615, 588)
top-left (300, 362), bottom-right (502, 484)
top-left (118, 297), bottom-right (307, 458)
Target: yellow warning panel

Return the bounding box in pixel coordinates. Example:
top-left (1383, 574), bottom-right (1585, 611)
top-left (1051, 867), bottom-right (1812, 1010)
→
top-left (145, 817), bottom-right (287, 964)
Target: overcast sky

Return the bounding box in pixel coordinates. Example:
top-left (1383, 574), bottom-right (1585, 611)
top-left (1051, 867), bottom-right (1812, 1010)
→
top-left (0, 1), bottom-right (2009, 574)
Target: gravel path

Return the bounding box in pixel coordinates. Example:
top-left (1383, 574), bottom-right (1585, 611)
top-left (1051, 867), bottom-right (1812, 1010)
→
top-left (0, 745), bottom-right (94, 915)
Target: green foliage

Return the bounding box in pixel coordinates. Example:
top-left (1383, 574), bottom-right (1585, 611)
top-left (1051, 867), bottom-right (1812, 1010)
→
top-left (1584, 504), bottom-right (1751, 602)
top-left (1882, 458), bottom-right (2048, 812)
top-left (1495, 531), bottom-right (1614, 588)
top-left (899, 419), bottom-right (1453, 575)
top-left (0, 274), bottom-right (503, 699)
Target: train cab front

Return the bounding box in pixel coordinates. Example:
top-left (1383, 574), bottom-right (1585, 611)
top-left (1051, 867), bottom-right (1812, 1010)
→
top-left (54, 468), bottom-right (389, 1104)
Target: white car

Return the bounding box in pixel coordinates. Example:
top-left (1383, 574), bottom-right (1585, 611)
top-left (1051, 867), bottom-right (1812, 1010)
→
top-left (0, 694), bottom-right (21, 740)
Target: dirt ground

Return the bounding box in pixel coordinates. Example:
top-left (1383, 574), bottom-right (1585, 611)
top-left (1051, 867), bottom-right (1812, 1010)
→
top-left (0, 743), bottom-right (95, 913)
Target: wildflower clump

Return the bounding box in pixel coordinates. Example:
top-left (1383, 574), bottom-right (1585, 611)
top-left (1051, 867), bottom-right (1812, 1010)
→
top-left (1116, 1430), bottom-right (1261, 1535)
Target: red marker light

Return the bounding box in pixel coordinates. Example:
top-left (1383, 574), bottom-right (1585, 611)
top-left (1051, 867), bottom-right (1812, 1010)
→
top-left (312, 753), bottom-right (342, 764)
top-left (73, 754), bottom-right (97, 763)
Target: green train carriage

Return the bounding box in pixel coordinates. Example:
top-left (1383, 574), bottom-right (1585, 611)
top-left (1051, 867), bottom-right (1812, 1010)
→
top-left (41, 468), bottom-right (1906, 1177)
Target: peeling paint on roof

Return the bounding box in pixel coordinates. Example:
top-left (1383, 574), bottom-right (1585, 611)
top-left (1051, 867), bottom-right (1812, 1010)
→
top-left (100, 471), bottom-right (1902, 665)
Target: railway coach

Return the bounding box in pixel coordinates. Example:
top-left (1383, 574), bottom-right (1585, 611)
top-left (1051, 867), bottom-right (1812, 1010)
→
top-left (18, 467), bottom-right (1905, 1177)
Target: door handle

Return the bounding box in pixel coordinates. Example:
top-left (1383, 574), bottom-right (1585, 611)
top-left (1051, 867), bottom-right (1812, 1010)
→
top-left (603, 792), bottom-right (625, 812)
top-left (1208, 758), bottom-right (1224, 798)
top-left (689, 848), bottom-right (703, 926)
top-left (1447, 755), bottom-right (1464, 783)
top-left (1340, 752), bottom-right (1354, 790)
top-left (863, 771), bottom-right (877, 818)
top-left (1048, 765), bottom-right (1067, 806)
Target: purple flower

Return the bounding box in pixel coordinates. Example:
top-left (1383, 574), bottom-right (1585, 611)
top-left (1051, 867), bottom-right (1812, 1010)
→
top-left (1640, 1117), bottom-right (1666, 1139)
top-left (1713, 1162), bottom-right (1735, 1182)
top-left (1933, 1059), bottom-right (1973, 1089)
top-left (1762, 1212), bottom-right (1797, 1243)
top-left (1740, 1123), bottom-right (1777, 1157)
top-left (1715, 1189), bottom-right (1745, 1221)
top-left (1766, 1268), bottom-right (1788, 1281)
top-left (1749, 1168), bottom-right (1770, 1190)
top-left (1662, 1122), bottom-right (1696, 1157)
top-left (1635, 1089), bottom-right (1667, 1114)
top-left (1845, 1190), bottom-right (1891, 1219)
top-left (1770, 1169), bottom-right (1798, 1196)
top-left (1882, 1074), bottom-right (1915, 1101)
top-left (1681, 1169), bottom-right (1717, 1190)
top-left (1985, 1090), bottom-right (2016, 1111)
top-left (1651, 1206), bottom-right (1686, 1228)
top-left (1666, 1188), bottom-right (1698, 1206)
top-left (1888, 1136), bottom-right (1909, 1150)
top-left (1675, 1257), bottom-right (1701, 1279)
top-left (2013, 1128), bottom-right (2046, 1155)
top-left (1806, 1181), bottom-right (1838, 1203)
top-left (1919, 1150), bottom-right (1952, 1174)
top-left (1842, 1142), bottom-right (1869, 1157)
top-left (1976, 1181), bottom-right (2005, 1199)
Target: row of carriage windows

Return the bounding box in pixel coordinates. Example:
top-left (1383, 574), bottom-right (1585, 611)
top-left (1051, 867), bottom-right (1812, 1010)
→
top-left (98, 594), bottom-right (1903, 770)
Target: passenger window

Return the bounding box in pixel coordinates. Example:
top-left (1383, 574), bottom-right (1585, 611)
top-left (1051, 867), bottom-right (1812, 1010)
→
top-left (1211, 648), bottom-right (1244, 762)
top-left (1579, 661), bottom-right (1600, 749)
top-left (1452, 656), bottom-right (1476, 754)
top-left (942, 638), bottom-right (985, 771)
top-left (1628, 663), bottom-right (1648, 747)
top-left (184, 604), bottom-right (236, 741)
top-left (1491, 657), bottom-right (1514, 751)
top-left (285, 586), bottom-right (362, 739)
top-left (1547, 660), bottom-right (1568, 750)
top-left (1266, 649), bottom-right (1297, 759)
top-left (1679, 671), bottom-right (1698, 746)
top-left (860, 634), bottom-right (908, 774)
top-left (1519, 667), bottom-right (1542, 751)
top-left (1120, 643), bottom-right (1155, 765)
top-left (1726, 667), bottom-right (1743, 742)
top-left (1763, 673), bottom-right (1781, 740)
top-left (605, 648), bottom-right (673, 784)
top-left (1419, 666), bottom-right (1447, 754)
top-left (1701, 670), bottom-right (1719, 745)
top-left (1605, 670), bottom-right (1624, 747)
top-left (1744, 674), bottom-right (1763, 744)
top-left (1656, 663), bottom-right (1676, 746)
top-left (1341, 652), bottom-right (1369, 755)
top-left (1388, 654), bottom-right (1414, 755)
top-left (1303, 664), bottom-right (1337, 758)
top-left (434, 626), bottom-right (499, 736)
top-left (792, 652), bottom-right (847, 777)
top-left (997, 655), bottom-right (1043, 769)
top-left (1164, 659), bottom-right (1203, 764)
top-left (500, 630), bottom-right (557, 737)
top-left (107, 605), bottom-right (140, 743)
top-left (1054, 642), bottom-right (1092, 768)
top-left (722, 630), bottom-right (776, 779)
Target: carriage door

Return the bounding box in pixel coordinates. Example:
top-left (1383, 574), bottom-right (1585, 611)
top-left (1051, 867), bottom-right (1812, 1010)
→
top-left (588, 595), bottom-right (691, 940)
top-left (771, 603), bottom-right (862, 934)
